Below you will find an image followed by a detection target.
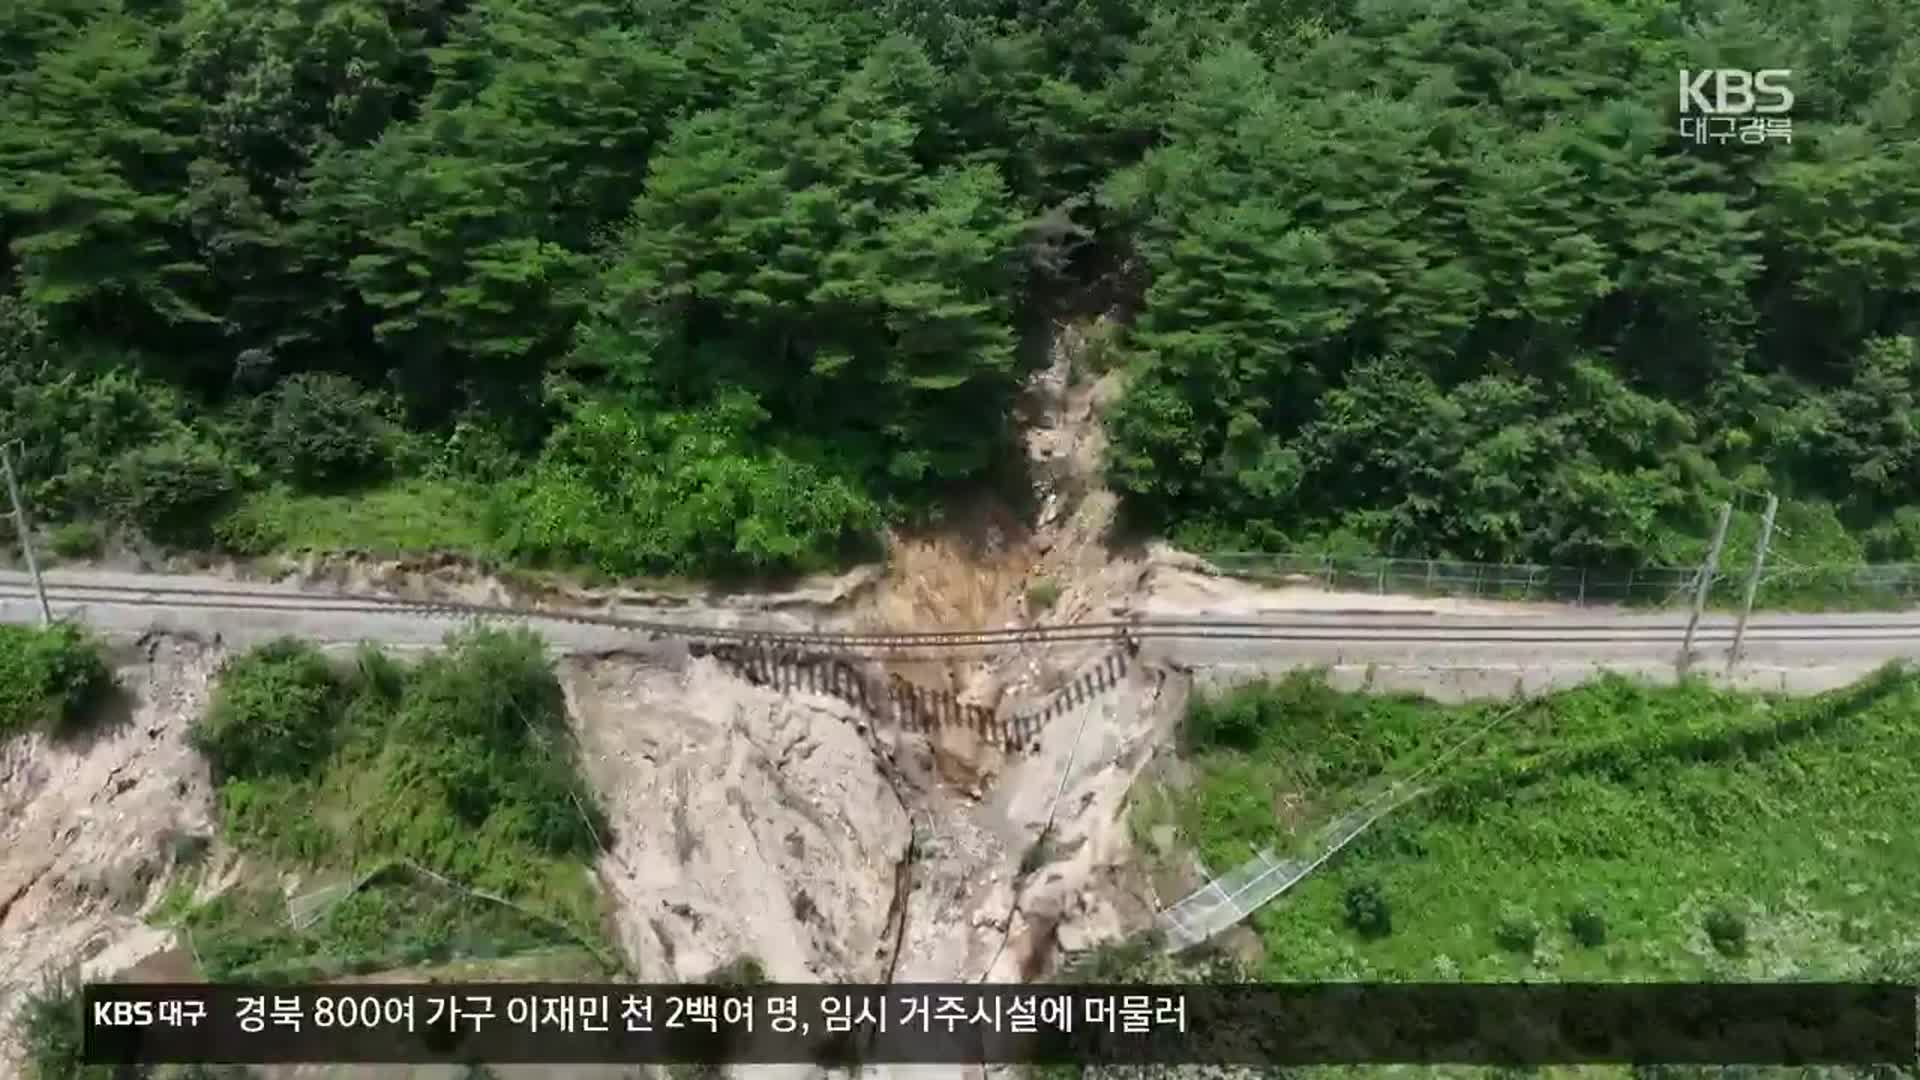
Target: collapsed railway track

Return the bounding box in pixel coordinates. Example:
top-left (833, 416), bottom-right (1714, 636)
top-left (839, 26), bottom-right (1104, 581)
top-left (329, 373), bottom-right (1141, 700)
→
top-left (7, 575), bottom-right (1920, 650)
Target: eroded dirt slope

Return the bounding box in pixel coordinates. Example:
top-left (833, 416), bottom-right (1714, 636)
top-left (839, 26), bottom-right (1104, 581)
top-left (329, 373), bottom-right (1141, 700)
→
top-left (0, 635), bottom-right (220, 1064)
top-left (563, 652), bottom-right (911, 983)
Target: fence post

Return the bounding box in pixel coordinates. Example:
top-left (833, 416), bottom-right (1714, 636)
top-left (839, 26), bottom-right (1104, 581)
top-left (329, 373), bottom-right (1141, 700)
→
top-left (1322, 554), bottom-right (1333, 591)
top-left (1679, 502), bottom-right (1734, 676)
top-left (1425, 560), bottom-right (1435, 594)
top-left (1624, 566), bottom-right (1634, 604)
top-left (1376, 560), bottom-right (1386, 594)
top-left (1727, 493), bottom-right (1778, 676)
top-left (0, 443), bottom-right (50, 626)
top-left (1577, 568), bottom-right (1587, 607)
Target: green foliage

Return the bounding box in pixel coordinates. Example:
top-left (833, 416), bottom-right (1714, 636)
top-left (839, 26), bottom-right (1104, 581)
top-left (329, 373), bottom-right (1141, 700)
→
top-left (195, 628), bottom-right (609, 942)
top-left (504, 393), bottom-right (883, 577)
top-left (180, 873), bottom-right (579, 983)
top-left (1567, 904), bottom-right (1608, 948)
top-left (701, 955), bottom-right (769, 985)
top-left (234, 374), bottom-right (397, 489)
top-left (105, 437), bottom-right (236, 543)
top-left (1102, 0), bottom-right (1920, 565)
top-left (149, 879), bottom-right (201, 928)
top-left (0, 361), bottom-right (210, 522)
top-left (568, 52), bottom-right (1029, 494)
top-left (5, 0), bottom-right (1920, 578)
top-left (0, 9), bottom-right (211, 338)
top-left (46, 521), bottom-right (102, 559)
top-left (214, 480), bottom-right (501, 559)
top-left (1494, 903), bottom-right (1542, 954)
top-left (0, 623), bottom-right (114, 739)
top-left (17, 968), bottom-right (99, 1080)
top-left (192, 639), bottom-right (341, 780)
top-left (1025, 578), bottom-right (1061, 614)
top-left (1343, 882), bottom-right (1391, 939)
top-left (1161, 668), bottom-right (1920, 979)
top-left (1705, 905), bottom-right (1750, 958)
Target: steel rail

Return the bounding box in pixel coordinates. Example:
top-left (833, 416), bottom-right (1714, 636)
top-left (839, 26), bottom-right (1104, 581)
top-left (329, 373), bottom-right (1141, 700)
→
top-left (5, 578), bottom-right (1920, 650)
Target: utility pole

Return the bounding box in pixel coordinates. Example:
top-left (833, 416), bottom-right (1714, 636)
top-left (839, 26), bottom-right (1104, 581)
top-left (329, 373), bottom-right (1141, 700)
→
top-left (1679, 501), bottom-right (1733, 676)
top-left (1727, 493), bottom-right (1778, 675)
top-left (0, 442), bottom-right (51, 626)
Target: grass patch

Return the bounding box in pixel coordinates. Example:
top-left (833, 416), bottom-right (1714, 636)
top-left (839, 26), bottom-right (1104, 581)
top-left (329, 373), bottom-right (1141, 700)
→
top-left (213, 478), bottom-right (501, 559)
top-left (1159, 666), bottom-right (1920, 980)
top-left (0, 622), bottom-right (114, 740)
top-left (1026, 578), bottom-right (1061, 615)
top-left (47, 521), bottom-right (103, 560)
top-left (179, 628), bottom-right (614, 977)
top-left (180, 869), bottom-right (581, 983)
top-left (148, 877), bottom-right (201, 928)
top-left (17, 967), bottom-right (88, 1080)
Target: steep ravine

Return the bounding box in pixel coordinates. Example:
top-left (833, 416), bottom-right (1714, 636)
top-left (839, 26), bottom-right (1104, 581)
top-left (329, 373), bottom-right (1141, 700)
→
top-left (0, 633), bottom-right (1184, 1070)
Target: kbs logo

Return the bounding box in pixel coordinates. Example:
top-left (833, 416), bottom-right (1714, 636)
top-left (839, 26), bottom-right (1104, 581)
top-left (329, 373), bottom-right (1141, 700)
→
top-left (1679, 69), bottom-right (1795, 115)
top-left (93, 1000), bottom-right (155, 1026)
top-left (1677, 69), bottom-right (1793, 146)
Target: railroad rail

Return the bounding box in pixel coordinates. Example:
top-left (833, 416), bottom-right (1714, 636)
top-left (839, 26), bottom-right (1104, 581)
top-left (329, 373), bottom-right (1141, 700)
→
top-left (6, 576), bottom-right (1920, 650)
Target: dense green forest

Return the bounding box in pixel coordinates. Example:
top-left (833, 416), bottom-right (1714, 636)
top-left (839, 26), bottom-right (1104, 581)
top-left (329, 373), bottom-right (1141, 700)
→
top-left (2, 0), bottom-right (1918, 578)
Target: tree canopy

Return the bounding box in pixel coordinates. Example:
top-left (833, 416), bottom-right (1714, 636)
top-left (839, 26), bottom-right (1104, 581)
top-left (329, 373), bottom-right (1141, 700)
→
top-left (3, 0), bottom-right (1918, 575)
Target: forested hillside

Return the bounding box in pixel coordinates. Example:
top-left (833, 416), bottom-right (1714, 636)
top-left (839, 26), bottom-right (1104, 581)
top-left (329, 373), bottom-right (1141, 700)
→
top-left (2, 0), bottom-right (1918, 578)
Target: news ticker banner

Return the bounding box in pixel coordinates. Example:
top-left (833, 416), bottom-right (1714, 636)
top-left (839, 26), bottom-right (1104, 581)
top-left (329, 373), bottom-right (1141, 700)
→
top-left (85, 982), bottom-right (1918, 1066)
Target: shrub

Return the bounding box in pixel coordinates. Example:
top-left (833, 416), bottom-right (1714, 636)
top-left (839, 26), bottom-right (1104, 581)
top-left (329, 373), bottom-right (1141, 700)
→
top-left (107, 436), bottom-right (235, 542)
top-left (501, 394), bottom-right (883, 579)
top-left (47, 521), bottom-right (103, 559)
top-left (1567, 904), bottom-right (1608, 948)
top-left (1494, 903), bottom-right (1541, 953)
top-left (1344, 882), bottom-right (1392, 938)
top-left (17, 967), bottom-right (88, 1080)
top-left (0, 623), bottom-right (114, 738)
top-left (1181, 670), bottom-right (1367, 756)
top-left (241, 373), bottom-right (395, 489)
top-left (193, 639), bottom-right (340, 780)
top-left (1078, 317), bottom-right (1125, 376)
top-left (1705, 905), bottom-right (1749, 957)
top-left (1026, 578), bottom-right (1061, 614)
top-left (703, 954), bottom-right (768, 985)
top-left (431, 413), bottom-right (528, 486)
top-left (210, 499), bottom-right (290, 556)
top-left (191, 629), bottom-right (611, 951)
top-left (390, 628), bottom-right (602, 857)
top-left (0, 364), bottom-right (201, 520)
top-left (1183, 686), bottom-right (1283, 753)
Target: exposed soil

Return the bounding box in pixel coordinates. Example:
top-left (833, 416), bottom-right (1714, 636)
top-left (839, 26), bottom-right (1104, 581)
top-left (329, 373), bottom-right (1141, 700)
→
top-left (0, 316), bottom-right (1600, 1079)
top-left (0, 635), bottom-right (220, 1066)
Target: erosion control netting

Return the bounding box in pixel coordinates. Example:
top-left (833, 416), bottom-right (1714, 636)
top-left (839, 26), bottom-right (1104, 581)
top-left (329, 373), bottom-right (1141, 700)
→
top-left (1158, 703), bottom-right (1533, 951)
top-left (1158, 803), bottom-right (1392, 952)
top-left (1201, 552), bottom-right (1701, 607)
top-left (1203, 550), bottom-right (1920, 609)
top-left (183, 860), bottom-right (596, 983)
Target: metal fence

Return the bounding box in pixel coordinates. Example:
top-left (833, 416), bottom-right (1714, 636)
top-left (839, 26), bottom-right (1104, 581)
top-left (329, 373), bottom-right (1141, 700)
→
top-left (1197, 552), bottom-right (1920, 610)
top-left (1159, 802), bottom-right (1391, 951)
top-left (1198, 552), bottom-right (1700, 606)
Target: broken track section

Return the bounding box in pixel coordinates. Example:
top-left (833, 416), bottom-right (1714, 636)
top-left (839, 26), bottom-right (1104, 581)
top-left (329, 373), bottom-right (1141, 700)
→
top-left (695, 641), bottom-right (1138, 755)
